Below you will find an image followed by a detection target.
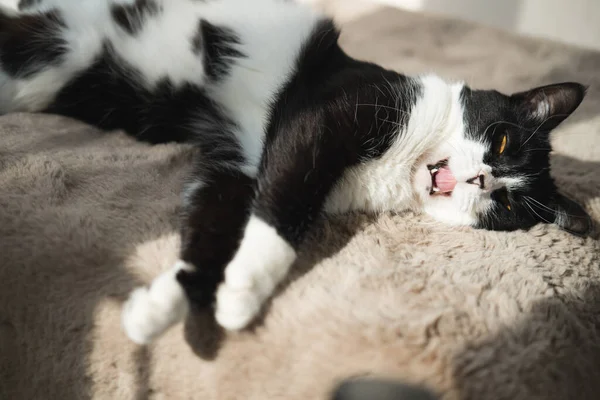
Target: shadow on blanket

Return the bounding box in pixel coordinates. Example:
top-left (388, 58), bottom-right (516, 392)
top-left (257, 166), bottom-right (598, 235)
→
top-left (452, 281), bottom-right (600, 400)
top-left (183, 213), bottom-right (378, 360)
top-left (0, 112), bottom-right (597, 398)
top-left (326, 280), bottom-right (600, 400)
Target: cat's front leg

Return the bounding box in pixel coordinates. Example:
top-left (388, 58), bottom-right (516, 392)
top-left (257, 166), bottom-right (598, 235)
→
top-left (214, 215), bottom-right (296, 330)
top-left (122, 162), bottom-right (256, 343)
top-left (215, 126), bottom-right (356, 331)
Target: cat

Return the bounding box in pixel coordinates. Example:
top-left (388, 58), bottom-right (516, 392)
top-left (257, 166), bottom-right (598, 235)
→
top-left (2, 0), bottom-right (591, 344)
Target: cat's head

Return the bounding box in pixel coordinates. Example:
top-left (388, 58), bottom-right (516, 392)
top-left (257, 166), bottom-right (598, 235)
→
top-left (413, 80), bottom-right (592, 236)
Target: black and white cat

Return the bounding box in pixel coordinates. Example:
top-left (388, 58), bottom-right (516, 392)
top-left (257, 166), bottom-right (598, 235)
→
top-left (3, 0), bottom-right (591, 343)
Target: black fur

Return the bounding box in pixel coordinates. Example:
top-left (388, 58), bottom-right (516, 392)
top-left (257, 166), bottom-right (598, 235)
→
top-left (254, 20), bottom-right (419, 246)
top-left (111, 0), bottom-right (161, 36)
top-left (0, 11), bottom-right (66, 78)
top-left (197, 20), bottom-right (245, 81)
top-left (45, 43), bottom-right (237, 147)
top-left (177, 164), bottom-right (255, 308)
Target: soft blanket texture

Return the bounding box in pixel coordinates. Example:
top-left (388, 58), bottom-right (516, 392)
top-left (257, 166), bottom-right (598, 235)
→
top-left (1, 6), bottom-right (600, 400)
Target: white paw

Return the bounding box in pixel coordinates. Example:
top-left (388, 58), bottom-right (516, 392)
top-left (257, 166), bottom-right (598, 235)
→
top-left (214, 216), bottom-right (297, 331)
top-left (122, 287), bottom-right (167, 344)
top-left (121, 262), bottom-right (190, 344)
top-left (215, 279), bottom-right (264, 331)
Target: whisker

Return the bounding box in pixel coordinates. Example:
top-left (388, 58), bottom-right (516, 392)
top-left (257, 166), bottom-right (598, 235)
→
top-left (520, 167), bottom-right (550, 178)
top-left (524, 196), bottom-right (557, 215)
top-left (355, 103), bottom-right (409, 116)
top-left (523, 199), bottom-right (553, 224)
top-left (524, 195), bottom-right (584, 219)
top-left (482, 120), bottom-right (533, 138)
top-left (519, 113), bottom-right (570, 150)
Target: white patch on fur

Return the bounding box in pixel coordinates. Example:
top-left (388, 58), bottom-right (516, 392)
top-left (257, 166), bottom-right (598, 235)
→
top-left (406, 77), bottom-right (497, 226)
top-left (122, 260), bottom-right (191, 344)
top-left (501, 176), bottom-right (527, 190)
top-left (326, 75), bottom-right (459, 214)
top-left (111, 0), bottom-right (208, 88)
top-left (216, 215), bottom-right (296, 331)
top-left (203, 0), bottom-right (321, 169)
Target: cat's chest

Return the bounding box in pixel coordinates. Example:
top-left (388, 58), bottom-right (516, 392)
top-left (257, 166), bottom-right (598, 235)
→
top-left (326, 158), bottom-right (417, 214)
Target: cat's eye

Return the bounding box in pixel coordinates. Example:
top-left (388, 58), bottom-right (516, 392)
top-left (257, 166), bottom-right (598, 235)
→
top-left (498, 133), bottom-right (507, 155)
top-left (493, 189), bottom-right (512, 211)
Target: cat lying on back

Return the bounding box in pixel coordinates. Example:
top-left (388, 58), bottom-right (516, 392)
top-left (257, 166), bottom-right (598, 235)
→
top-left (4, 0), bottom-right (591, 343)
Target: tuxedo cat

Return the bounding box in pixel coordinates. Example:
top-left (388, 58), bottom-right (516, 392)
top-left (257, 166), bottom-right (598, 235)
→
top-left (3, 0), bottom-right (591, 344)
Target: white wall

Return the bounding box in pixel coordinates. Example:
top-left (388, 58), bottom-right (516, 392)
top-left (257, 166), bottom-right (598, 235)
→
top-left (1, 0), bottom-right (597, 51)
top-left (371, 0), bottom-right (600, 50)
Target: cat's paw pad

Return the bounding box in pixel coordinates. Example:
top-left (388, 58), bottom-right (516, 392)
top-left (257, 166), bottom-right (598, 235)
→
top-left (215, 280), bottom-right (263, 331)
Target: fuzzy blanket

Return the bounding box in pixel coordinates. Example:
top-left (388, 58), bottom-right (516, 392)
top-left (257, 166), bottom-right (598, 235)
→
top-left (1, 6), bottom-right (599, 400)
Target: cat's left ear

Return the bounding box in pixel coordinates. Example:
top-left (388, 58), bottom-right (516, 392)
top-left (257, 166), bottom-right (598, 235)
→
top-left (547, 193), bottom-right (593, 237)
top-left (512, 82), bottom-right (587, 131)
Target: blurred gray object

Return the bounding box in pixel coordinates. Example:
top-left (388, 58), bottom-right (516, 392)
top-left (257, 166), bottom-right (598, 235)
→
top-left (333, 379), bottom-right (438, 400)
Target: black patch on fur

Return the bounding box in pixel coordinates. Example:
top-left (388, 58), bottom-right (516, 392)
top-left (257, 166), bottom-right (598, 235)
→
top-left (0, 11), bottom-right (67, 78)
top-left (177, 164), bottom-right (255, 308)
top-left (196, 20), bottom-right (245, 81)
top-left (111, 0), bottom-right (160, 36)
top-left (254, 19), bottom-right (419, 246)
top-left (45, 43), bottom-right (237, 148)
top-left (460, 84), bottom-right (591, 236)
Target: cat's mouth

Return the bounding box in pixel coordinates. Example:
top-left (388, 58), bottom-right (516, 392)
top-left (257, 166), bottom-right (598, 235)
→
top-left (427, 159), bottom-right (456, 196)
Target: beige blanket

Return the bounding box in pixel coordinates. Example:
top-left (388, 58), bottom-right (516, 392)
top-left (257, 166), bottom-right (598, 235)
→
top-left (1, 7), bottom-right (599, 400)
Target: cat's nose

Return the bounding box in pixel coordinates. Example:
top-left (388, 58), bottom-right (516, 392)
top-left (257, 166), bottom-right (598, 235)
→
top-left (466, 173), bottom-right (485, 189)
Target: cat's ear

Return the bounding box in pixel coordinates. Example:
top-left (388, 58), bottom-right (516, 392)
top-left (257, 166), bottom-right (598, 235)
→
top-left (512, 82), bottom-right (587, 131)
top-left (546, 193), bottom-right (593, 237)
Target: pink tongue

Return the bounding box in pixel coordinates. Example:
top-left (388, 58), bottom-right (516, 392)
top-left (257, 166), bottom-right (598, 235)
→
top-left (436, 166), bottom-right (457, 193)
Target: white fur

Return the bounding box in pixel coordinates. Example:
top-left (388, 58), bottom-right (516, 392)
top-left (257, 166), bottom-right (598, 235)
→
top-left (215, 215), bottom-right (296, 331)
top-left (112, 1), bottom-right (208, 88)
top-left (326, 75), bottom-right (462, 214)
top-left (1, 0), bottom-right (320, 173)
top-left (202, 0), bottom-right (320, 171)
top-left (122, 260), bottom-right (191, 344)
